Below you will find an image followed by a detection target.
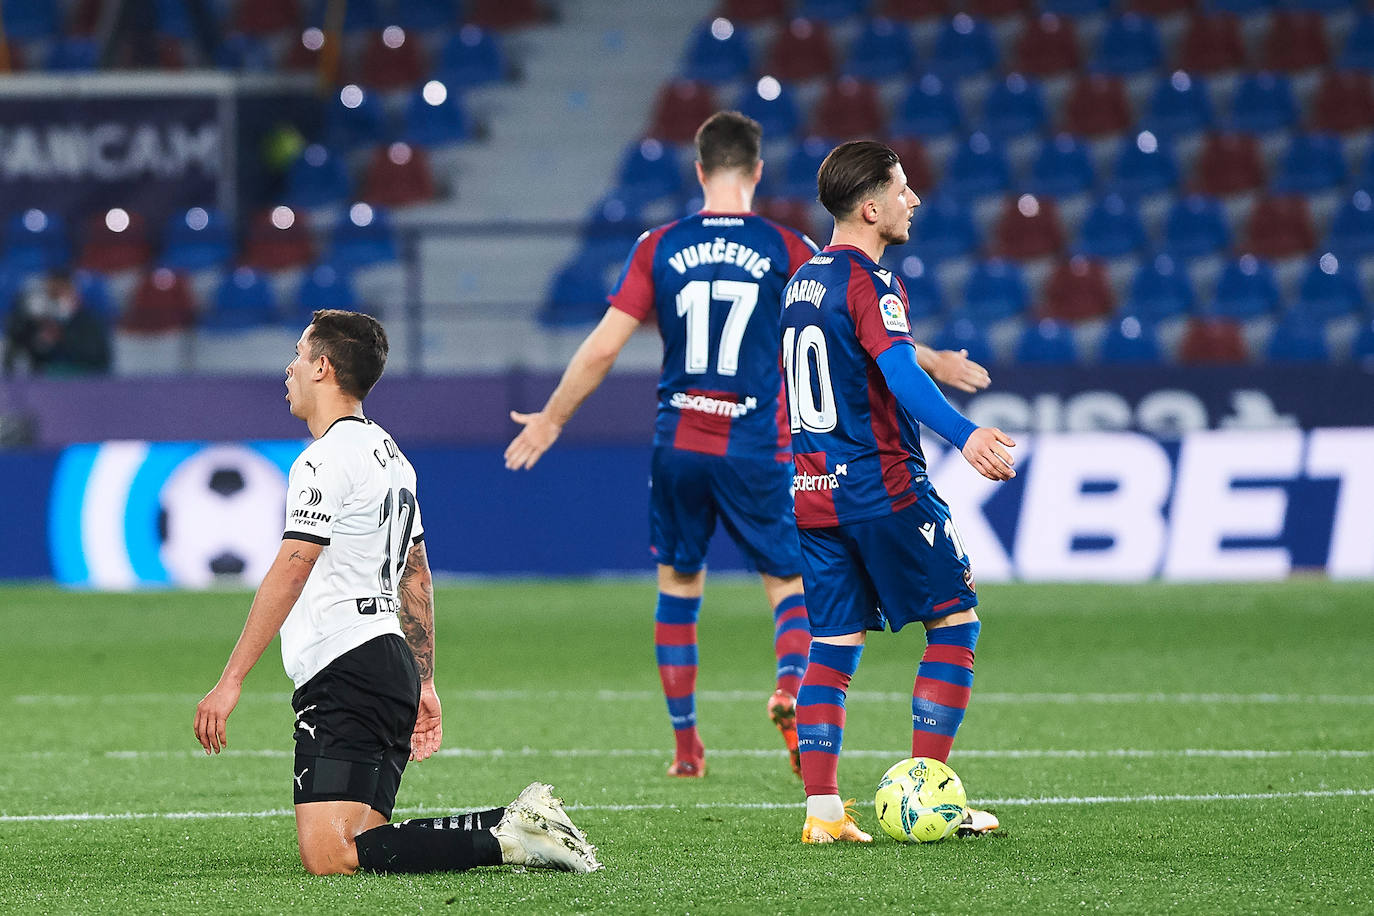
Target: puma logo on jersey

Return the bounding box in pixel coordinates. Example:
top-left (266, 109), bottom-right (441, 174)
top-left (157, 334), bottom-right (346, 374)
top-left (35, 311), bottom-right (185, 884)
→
top-left (304, 460), bottom-right (322, 475)
top-left (919, 522), bottom-right (936, 546)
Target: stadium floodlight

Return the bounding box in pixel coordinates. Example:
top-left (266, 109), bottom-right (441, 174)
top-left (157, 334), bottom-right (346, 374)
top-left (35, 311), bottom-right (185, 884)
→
top-left (105, 208), bottom-right (130, 233)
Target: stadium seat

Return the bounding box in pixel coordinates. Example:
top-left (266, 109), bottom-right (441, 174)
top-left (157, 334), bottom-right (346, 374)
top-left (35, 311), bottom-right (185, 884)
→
top-left (360, 143), bottom-right (438, 208)
top-left (305, 0), bottom-right (381, 32)
top-left (1109, 131), bottom-right (1179, 197)
top-left (775, 137), bottom-right (833, 199)
top-left (71, 270), bottom-right (115, 321)
top-left (1272, 133), bottom-right (1347, 194)
top-left (1126, 0), bottom-right (1192, 13)
top-left (932, 316), bottom-right (995, 365)
top-left (1177, 317), bottom-right (1248, 364)
top-left (892, 74), bottom-right (963, 138)
top-left (844, 17), bottom-right (916, 80)
top-left (981, 73), bottom-right (1047, 138)
top-left (961, 259), bottom-right (1029, 321)
top-left (216, 34), bottom-right (275, 72)
top-left (284, 144), bottom-right (352, 209)
top-left (755, 198), bottom-right (819, 242)
top-left (156, 0), bottom-right (210, 40)
top-left (1098, 315), bottom-right (1163, 364)
top-left (467, 0), bottom-right (548, 29)
top-left (1060, 75), bottom-right (1133, 137)
top-left (886, 136), bottom-right (936, 193)
top-left (325, 86), bottom-right (390, 152)
top-left (541, 261), bottom-right (611, 326)
top-left (878, 0), bottom-right (954, 18)
top-left (241, 207), bottom-right (315, 271)
top-left (354, 27), bottom-right (428, 91)
top-left (402, 82), bottom-right (475, 147)
top-left (718, 0), bottom-right (789, 22)
top-left (1028, 135), bottom-right (1096, 198)
top-left (738, 79), bottom-right (802, 139)
top-left (1340, 13), bottom-right (1374, 70)
top-left (929, 13), bottom-right (999, 78)
top-left (1163, 194), bottom-right (1231, 259)
top-left (1350, 320), bottom-right (1374, 368)
top-left (811, 78), bottom-right (887, 140)
top-left (1228, 72), bottom-right (1297, 133)
top-left (330, 204), bottom-right (398, 267)
top-left (206, 267), bottom-right (278, 330)
top-left (233, 0), bottom-right (300, 35)
top-left (1011, 13), bottom-right (1081, 77)
top-left (1177, 13), bottom-right (1247, 74)
top-left (1192, 132), bottom-right (1265, 195)
top-left (1145, 71), bottom-right (1213, 138)
top-left (648, 81), bottom-right (718, 144)
top-left (615, 139), bottom-right (686, 205)
top-left (123, 268), bottom-right (196, 332)
top-left (160, 207), bottom-right (232, 271)
top-left (1309, 71), bottom-right (1374, 134)
top-left (394, 0), bottom-right (460, 33)
top-left (1124, 254), bottom-right (1195, 320)
top-left (436, 26), bottom-right (508, 88)
top-left (4, 210), bottom-right (69, 272)
top-left (1040, 0), bottom-right (1110, 12)
top-left (914, 194), bottom-right (981, 261)
top-left (1326, 189), bottom-right (1374, 257)
top-left (944, 132), bottom-right (1011, 200)
top-left (584, 194), bottom-right (646, 249)
top-left (1265, 313), bottom-right (1330, 363)
top-left (1039, 256), bottom-right (1114, 321)
top-left (46, 38), bottom-right (100, 71)
top-left (294, 263), bottom-right (359, 320)
top-left (2, 0), bottom-right (58, 39)
top-left (77, 209), bottom-right (152, 273)
top-left (880, 252), bottom-right (943, 319)
top-left (683, 17), bottom-right (754, 83)
top-left (765, 18), bottom-right (836, 82)
top-left (798, 0), bottom-right (868, 20)
top-left (1240, 195), bottom-right (1316, 259)
top-left (991, 194), bottom-right (1066, 260)
top-left (969, 0), bottom-right (1030, 14)
top-left (1091, 14), bottom-right (1163, 75)
top-left (1260, 11), bottom-right (1329, 72)
top-left (1294, 253), bottom-right (1365, 320)
top-left (1016, 318), bottom-right (1079, 364)
top-left (1075, 194), bottom-right (1147, 259)
top-left (1211, 255), bottom-right (1280, 318)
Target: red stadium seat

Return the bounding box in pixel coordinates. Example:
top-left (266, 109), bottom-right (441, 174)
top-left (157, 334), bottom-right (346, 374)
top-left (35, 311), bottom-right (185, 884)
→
top-left (234, 0), bottom-right (302, 36)
top-left (1060, 75), bottom-right (1132, 137)
top-left (355, 27), bottom-right (428, 90)
top-left (718, 0), bottom-right (789, 22)
top-left (968, 0), bottom-right (1031, 17)
top-left (1176, 13), bottom-right (1246, 74)
top-left (1128, 0), bottom-right (1196, 13)
top-left (360, 142), bottom-right (438, 207)
top-left (648, 81), bottom-right (718, 144)
top-left (1261, 11), bottom-right (1329, 72)
top-left (886, 136), bottom-right (935, 193)
top-left (765, 18), bottom-right (836, 82)
top-left (466, 0), bottom-right (547, 30)
top-left (1178, 317), bottom-right (1247, 364)
top-left (68, 0), bottom-right (103, 37)
top-left (755, 198), bottom-right (818, 242)
top-left (123, 268), bottom-right (196, 332)
top-left (1240, 195), bottom-right (1316, 259)
top-left (877, 0), bottom-right (952, 17)
top-left (283, 29), bottom-right (327, 73)
top-left (77, 209), bottom-right (151, 273)
top-left (1039, 256), bottom-right (1114, 321)
top-left (811, 78), bottom-right (886, 139)
top-left (1310, 71), bottom-right (1374, 133)
top-left (1191, 132), bottom-right (1265, 196)
top-left (990, 194), bottom-right (1065, 261)
top-left (241, 206), bottom-right (315, 271)
top-left (1012, 14), bottom-right (1081, 77)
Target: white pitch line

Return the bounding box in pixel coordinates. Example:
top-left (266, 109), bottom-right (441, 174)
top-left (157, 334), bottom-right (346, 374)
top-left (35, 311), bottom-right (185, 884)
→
top-left (5, 788), bottom-right (1373, 824)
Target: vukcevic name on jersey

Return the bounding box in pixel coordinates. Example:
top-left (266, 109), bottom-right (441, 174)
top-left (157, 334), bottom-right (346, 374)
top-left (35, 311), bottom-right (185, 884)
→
top-left (608, 212), bottom-right (817, 462)
top-left (780, 245), bottom-right (932, 528)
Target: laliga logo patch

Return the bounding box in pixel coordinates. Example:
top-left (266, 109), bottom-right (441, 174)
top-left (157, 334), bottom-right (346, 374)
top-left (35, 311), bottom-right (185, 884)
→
top-left (879, 293), bottom-right (908, 332)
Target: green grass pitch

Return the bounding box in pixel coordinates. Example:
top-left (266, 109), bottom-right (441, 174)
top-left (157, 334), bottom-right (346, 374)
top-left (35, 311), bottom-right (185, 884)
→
top-left (1, 579), bottom-right (1371, 914)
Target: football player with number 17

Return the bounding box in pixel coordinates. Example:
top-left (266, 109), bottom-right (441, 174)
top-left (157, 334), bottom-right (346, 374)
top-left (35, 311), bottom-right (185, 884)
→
top-left (780, 142), bottom-right (1017, 844)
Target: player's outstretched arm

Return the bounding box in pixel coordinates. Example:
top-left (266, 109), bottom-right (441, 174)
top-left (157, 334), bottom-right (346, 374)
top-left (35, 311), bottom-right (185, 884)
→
top-left (916, 344), bottom-right (991, 393)
top-left (194, 539), bottom-right (321, 755)
top-left (504, 308), bottom-right (640, 470)
top-left (398, 539), bottom-right (442, 761)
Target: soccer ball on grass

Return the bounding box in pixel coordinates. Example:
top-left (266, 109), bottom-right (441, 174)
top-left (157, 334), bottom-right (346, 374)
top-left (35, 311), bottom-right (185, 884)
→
top-left (874, 756), bottom-right (967, 843)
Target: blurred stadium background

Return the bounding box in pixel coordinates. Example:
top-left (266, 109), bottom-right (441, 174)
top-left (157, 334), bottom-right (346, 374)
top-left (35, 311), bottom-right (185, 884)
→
top-left (0, 0), bottom-right (1371, 586)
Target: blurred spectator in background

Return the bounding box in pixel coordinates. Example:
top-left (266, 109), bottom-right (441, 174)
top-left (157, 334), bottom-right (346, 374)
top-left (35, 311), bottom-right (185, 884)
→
top-left (3, 272), bottom-right (111, 376)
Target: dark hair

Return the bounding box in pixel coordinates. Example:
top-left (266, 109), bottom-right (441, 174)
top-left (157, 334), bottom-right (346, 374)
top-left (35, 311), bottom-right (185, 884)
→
top-left (307, 309), bottom-right (389, 400)
top-left (816, 140), bottom-right (900, 219)
top-left (695, 110), bottom-right (762, 176)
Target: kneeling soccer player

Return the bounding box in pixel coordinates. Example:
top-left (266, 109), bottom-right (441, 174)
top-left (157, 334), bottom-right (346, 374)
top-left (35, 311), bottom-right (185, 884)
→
top-left (194, 310), bottom-right (600, 874)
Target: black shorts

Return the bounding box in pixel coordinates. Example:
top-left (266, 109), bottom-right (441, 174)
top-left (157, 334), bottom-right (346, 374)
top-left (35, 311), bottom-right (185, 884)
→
top-left (290, 633), bottom-right (420, 819)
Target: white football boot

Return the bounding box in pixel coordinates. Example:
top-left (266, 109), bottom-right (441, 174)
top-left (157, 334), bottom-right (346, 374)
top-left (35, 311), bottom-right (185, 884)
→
top-left (494, 785), bottom-right (602, 873)
top-left (956, 807), bottom-right (1000, 837)
top-left (512, 781), bottom-right (588, 844)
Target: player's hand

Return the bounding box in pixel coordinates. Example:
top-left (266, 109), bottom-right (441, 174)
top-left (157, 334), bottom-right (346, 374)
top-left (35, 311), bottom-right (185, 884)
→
top-left (410, 682), bottom-right (443, 762)
top-left (504, 411), bottom-right (562, 470)
top-left (927, 348), bottom-right (991, 393)
top-left (960, 427), bottom-right (1016, 482)
top-left (194, 678), bottom-right (242, 755)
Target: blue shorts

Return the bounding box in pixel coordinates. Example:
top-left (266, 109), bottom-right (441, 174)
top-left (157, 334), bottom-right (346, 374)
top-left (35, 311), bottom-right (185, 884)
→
top-left (649, 447), bottom-right (803, 577)
top-left (798, 492), bottom-right (977, 638)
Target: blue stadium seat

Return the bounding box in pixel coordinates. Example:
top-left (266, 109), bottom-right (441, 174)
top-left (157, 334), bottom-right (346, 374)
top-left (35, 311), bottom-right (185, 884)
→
top-left (944, 132), bottom-right (1011, 199)
top-left (1029, 134), bottom-right (1096, 197)
top-left (542, 261), bottom-right (612, 326)
top-left (614, 139), bottom-right (686, 205)
top-left (3, 210), bottom-right (69, 272)
top-left (1144, 71), bottom-right (1213, 137)
top-left (285, 144), bottom-right (353, 208)
top-left (155, 0), bottom-right (207, 39)
top-left (46, 38), bottom-right (100, 72)
top-left (0, 267), bottom-right (28, 321)
top-left (933, 316), bottom-right (995, 365)
top-left (1326, 189), bottom-right (1374, 257)
top-left (1091, 14), bottom-right (1163, 75)
top-left (1228, 73), bottom-right (1297, 134)
top-left (1040, 0), bottom-right (1111, 12)
top-left (737, 79), bottom-right (803, 139)
top-left (402, 82), bottom-right (475, 147)
top-left (1124, 253), bottom-right (1195, 320)
top-left (294, 264), bottom-right (359, 321)
top-left (1076, 194), bottom-right (1147, 258)
top-left (1272, 133), bottom-right (1347, 194)
top-left (325, 87), bottom-right (390, 151)
top-left (1340, 13), bottom-right (1374, 70)
top-left (1265, 313), bottom-right (1330, 363)
top-left (914, 195), bottom-right (981, 261)
top-left (798, 0), bottom-right (868, 20)
top-left (1099, 316), bottom-right (1163, 364)
top-left (774, 137), bottom-right (832, 200)
top-left (306, 0), bottom-right (381, 32)
top-left (845, 17), bottom-right (916, 80)
top-left (72, 271), bottom-right (116, 322)
top-left (436, 26), bottom-right (507, 88)
top-left (961, 259), bottom-right (1029, 322)
top-left (1205, 0), bottom-right (1272, 12)
top-left (929, 14), bottom-right (1000, 78)
top-left (394, 0), bottom-right (460, 32)
top-left (1294, 253), bottom-right (1365, 320)
top-left (216, 34), bottom-right (275, 72)
top-left (881, 253), bottom-right (943, 320)
top-left (683, 18), bottom-right (755, 83)
top-left (160, 207), bottom-right (232, 271)
top-left (1212, 256), bottom-right (1280, 319)
top-left (892, 74), bottom-right (964, 138)
top-left (329, 204), bottom-right (398, 267)
top-left (206, 268), bottom-right (278, 330)
top-left (1163, 194), bottom-right (1231, 259)
top-left (981, 73), bottom-right (1047, 138)
top-left (1110, 131), bottom-right (1179, 197)
top-left (1016, 319), bottom-right (1079, 364)
top-left (1351, 320), bottom-right (1374, 368)
top-left (1, 0), bottom-right (58, 39)
top-left (584, 194), bottom-right (647, 246)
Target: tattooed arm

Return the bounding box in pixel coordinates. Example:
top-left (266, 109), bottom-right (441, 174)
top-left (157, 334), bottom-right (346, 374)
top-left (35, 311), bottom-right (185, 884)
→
top-left (399, 540), bottom-right (443, 761)
top-left (194, 539), bottom-right (322, 754)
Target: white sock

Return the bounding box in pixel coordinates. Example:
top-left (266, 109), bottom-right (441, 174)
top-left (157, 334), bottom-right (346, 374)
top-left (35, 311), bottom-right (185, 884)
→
top-left (806, 794), bottom-right (844, 822)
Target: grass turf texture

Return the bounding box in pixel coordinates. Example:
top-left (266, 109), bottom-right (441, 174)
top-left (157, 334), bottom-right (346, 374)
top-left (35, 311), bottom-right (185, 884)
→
top-left (1, 580), bottom-right (1371, 914)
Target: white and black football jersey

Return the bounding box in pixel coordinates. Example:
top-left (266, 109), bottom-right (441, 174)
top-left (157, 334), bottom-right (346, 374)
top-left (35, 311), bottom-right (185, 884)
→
top-left (279, 416), bottom-right (425, 687)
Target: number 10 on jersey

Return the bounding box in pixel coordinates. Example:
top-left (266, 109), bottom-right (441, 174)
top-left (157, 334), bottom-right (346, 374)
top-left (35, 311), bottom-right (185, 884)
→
top-left (782, 325), bottom-right (837, 434)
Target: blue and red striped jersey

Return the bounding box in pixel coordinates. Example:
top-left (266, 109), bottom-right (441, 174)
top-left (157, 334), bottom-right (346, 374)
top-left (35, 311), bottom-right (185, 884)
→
top-left (608, 212), bottom-right (817, 461)
top-left (780, 244), bottom-right (931, 528)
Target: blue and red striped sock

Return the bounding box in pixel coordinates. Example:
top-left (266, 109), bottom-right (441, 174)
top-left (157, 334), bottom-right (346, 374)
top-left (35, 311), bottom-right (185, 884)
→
top-left (655, 593), bottom-right (703, 762)
top-left (797, 641), bottom-right (864, 797)
top-left (771, 593), bottom-right (810, 699)
top-left (911, 620), bottom-right (980, 762)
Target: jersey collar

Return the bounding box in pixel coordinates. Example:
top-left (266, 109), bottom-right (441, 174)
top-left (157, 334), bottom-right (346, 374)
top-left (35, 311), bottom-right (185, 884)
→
top-left (322, 415), bottom-right (369, 436)
top-left (823, 244), bottom-right (878, 266)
